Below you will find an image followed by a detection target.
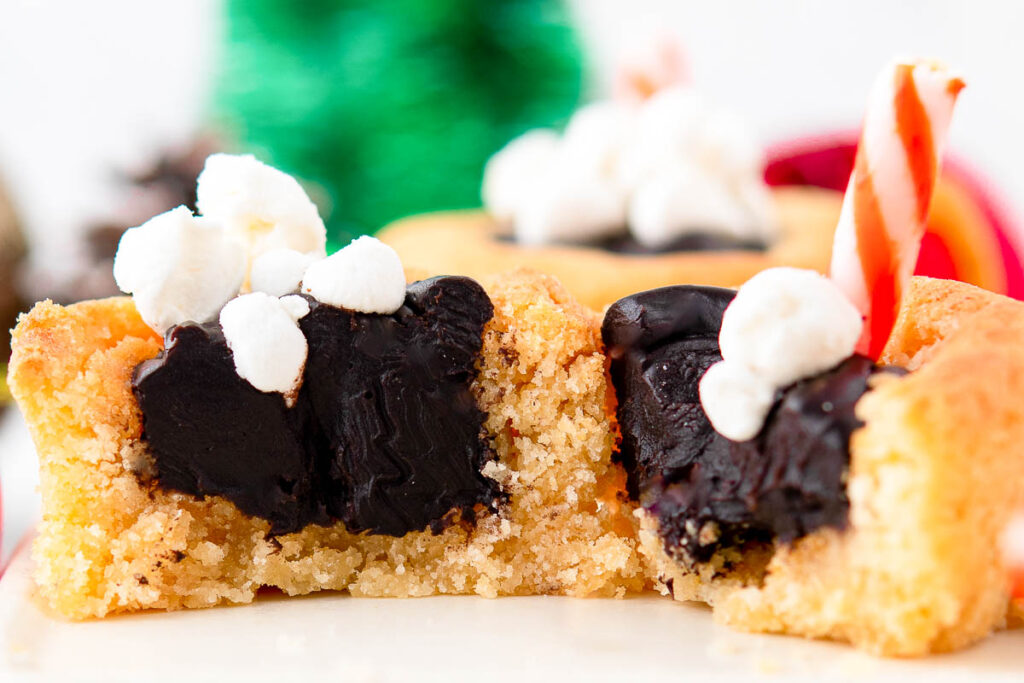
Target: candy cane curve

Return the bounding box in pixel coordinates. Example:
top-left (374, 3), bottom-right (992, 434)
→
top-left (829, 60), bottom-right (965, 358)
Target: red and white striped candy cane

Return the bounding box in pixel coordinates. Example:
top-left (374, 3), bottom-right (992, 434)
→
top-left (829, 60), bottom-right (965, 359)
top-left (1004, 512), bottom-right (1024, 601)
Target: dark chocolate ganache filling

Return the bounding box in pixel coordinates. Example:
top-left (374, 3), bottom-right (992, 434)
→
top-left (497, 231), bottom-right (767, 254)
top-left (602, 285), bottom-right (896, 566)
top-left (133, 276), bottom-right (502, 537)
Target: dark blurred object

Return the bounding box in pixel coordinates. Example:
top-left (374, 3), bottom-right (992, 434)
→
top-left (214, 0), bottom-right (585, 250)
top-left (0, 174), bottom-right (26, 405)
top-left (0, 176), bottom-right (26, 363)
top-left (52, 138), bottom-right (220, 304)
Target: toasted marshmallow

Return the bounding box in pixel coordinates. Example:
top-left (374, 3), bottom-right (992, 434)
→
top-left (113, 206), bottom-right (245, 334)
top-left (301, 236), bottom-right (406, 314)
top-left (698, 361), bottom-right (776, 442)
top-left (700, 268), bottom-right (863, 441)
top-left (250, 248), bottom-right (319, 297)
top-left (219, 292), bottom-right (308, 397)
top-left (196, 154), bottom-right (327, 262)
top-left (482, 130), bottom-right (560, 224)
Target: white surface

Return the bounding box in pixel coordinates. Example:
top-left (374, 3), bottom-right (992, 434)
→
top-left (0, 410), bottom-right (38, 569)
top-left (0, 547), bottom-right (1021, 682)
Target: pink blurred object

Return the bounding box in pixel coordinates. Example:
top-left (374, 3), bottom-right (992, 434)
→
top-left (612, 31), bottom-right (690, 103)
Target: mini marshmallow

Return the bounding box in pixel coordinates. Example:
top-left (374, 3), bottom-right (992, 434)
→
top-left (250, 248), bottom-right (319, 297)
top-left (196, 154), bottom-right (327, 261)
top-left (219, 292), bottom-right (308, 396)
top-left (481, 130), bottom-right (560, 224)
top-left (719, 268), bottom-right (863, 387)
top-left (278, 294), bottom-right (310, 320)
top-left (301, 236), bottom-right (406, 314)
top-left (628, 163), bottom-right (752, 248)
top-left (699, 267), bottom-right (863, 441)
top-left (559, 101), bottom-right (632, 180)
top-left (113, 206), bottom-right (245, 334)
top-left (515, 173), bottom-right (627, 246)
top-left (698, 361), bottom-right (776, 442)
top-left (619, 85), bottom-right (775, 245)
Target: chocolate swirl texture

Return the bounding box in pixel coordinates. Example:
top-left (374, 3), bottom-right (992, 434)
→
top-left (603, 286), bottom-right (886, 565)
top-left (133, 276), bottom-right (501, 536)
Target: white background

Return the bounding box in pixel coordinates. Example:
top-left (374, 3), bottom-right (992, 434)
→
top-left (2, 0), bottom-right (1024, 561)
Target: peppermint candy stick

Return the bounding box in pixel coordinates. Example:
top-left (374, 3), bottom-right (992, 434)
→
top-left (830, 60), bottom-right (965, 358)
top-left (1004, 512), bottom-right (1024, 600)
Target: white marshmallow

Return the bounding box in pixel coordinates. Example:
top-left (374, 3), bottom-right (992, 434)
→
top-left (278, 294), bottom-right (310, 320)
top-left (481, 130), bottom-right (560, 224)
top-left (113, 206), bottom-right (245, 334)
top-left (484, 85), bottom-right (774, 248)
top-left (699, 361), bottom-right (776, 442)
top-left (560, 101), bottom-right (632, 180)
top-left (620, 86), bottom-right (708, 189)
top-left (196, 154), bottom-right (327, 262)
top-left (250, 248), bottom-right (319, 297)
top-left (515, 173), bottom-right (627, 246)
top-left (301, 236), bottom-right (406, 314)
top-left (219, 292), bottom-right (308, 396)
top-left (699, 268), bottom-right (863, 441)
top-left (628, 163), bottom-right (752, 248)
top-left (719, 268), bottom-right (863, 387)
top-left (619, 85), bottom-right (775, 246)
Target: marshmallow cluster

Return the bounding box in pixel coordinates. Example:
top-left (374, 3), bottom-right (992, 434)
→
top-left (699, 268), bottom-right (864, 441)
top-left (197, 153), bottom-right (327, 261)
top-left (114, 154), bottom-right (409, 399)
top-left (482, 86), bottom-right (775, 249)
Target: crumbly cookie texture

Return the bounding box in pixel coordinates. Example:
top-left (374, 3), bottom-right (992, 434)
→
top-left (641, 277), bottom-right (1024, 656)
top-left (9, 271), bottom-right (644, 619)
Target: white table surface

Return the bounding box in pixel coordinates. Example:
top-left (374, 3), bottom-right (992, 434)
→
top-left (1, 543), bottom-right (1022, 683)
top-left (0, 409), bottom-right (39, 569)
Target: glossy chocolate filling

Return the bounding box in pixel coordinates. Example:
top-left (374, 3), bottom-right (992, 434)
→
top-left (133, 276), bottom-right (502, 537)
top-left (497, 230), bottom-right (766, 254)
top-left (603, 286), bottom-right (894, 565)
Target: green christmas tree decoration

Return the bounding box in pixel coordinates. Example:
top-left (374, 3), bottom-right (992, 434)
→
top-left (214, 0), bottom-right (585, 250)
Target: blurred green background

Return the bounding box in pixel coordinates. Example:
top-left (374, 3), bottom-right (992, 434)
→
top-left (214, 0), bottom-right (585, 250)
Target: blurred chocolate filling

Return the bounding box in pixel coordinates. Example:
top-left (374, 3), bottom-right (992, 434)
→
top-left (497, 230), bottom-right (766, 253)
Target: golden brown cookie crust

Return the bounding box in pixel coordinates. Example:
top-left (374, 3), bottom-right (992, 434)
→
top-left (379, 187), bottom-right (841, 311)
top-left (9, 271), bottom-right (645, 619)
top-left (641, 277), bottom-right (1024, 656)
